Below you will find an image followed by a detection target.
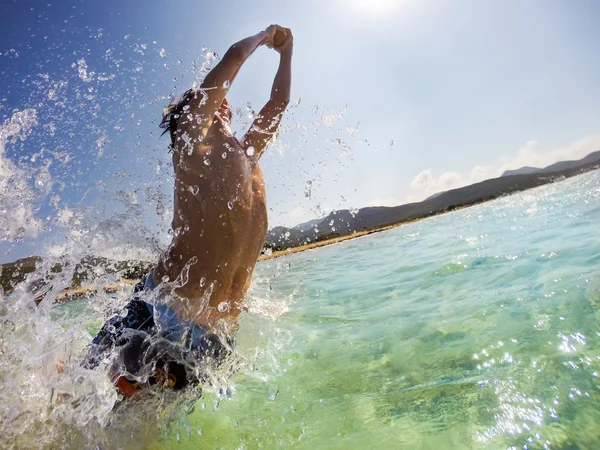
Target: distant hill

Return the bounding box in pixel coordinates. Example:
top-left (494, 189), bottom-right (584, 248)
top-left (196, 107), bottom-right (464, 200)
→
top-left (0, 256), bottom-right (42, 294)
top-left (3, 150), bottom-right (599, 294)
top-left (501, 150), bottom-right (600, 177)
top-left (292, 217), bottom-right (324, 231)
top-left (501, 166), bottom-right (540, 177)
top-left (425, 191), bottom-right (444, 201)
top-left (266, 150), bottom-right (600, 251)
top-left (0, 255), bottom-right (152, 295)
top-left (540, 150), bottom-right (600, 173)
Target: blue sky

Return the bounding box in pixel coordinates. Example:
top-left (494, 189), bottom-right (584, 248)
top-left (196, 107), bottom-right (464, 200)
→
top-left (1, 0), bottom-right (599, 263)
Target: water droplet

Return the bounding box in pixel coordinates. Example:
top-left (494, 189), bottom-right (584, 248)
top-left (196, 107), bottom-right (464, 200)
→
top-left (227, 202), bottom-right (233, 210)
top-left (223, 80), bottom-right (230, 88)
top-left (304, 180), bottom-right (312, 199)
top-left (159, 48), bottom-right (167, 58)
top-left (389, 140), bottom-right (394, 147)
top-left (199, 277), bottom-right (206, 287)
top-left (206, 149), bottom-right (211, 155)
top-left (245, 146), bottom-right (255, 156)
top-left (182, 105), bottom-right (190, 111)
top-left (189, 185), bottom-right (199, 195)
top-left (268, 385), bottom-right (279, 400)
top-left (217, 301), bottom-right (229, 312)
top-left (221, 152), bottom-right (227, 159)
top-left (203, 158), bottom-right (210, 166)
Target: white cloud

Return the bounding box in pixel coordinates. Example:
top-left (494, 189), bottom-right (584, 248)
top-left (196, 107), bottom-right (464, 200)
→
top-left (271, 205), bottom-right (317, 228)
top-left (289, 206), bottom-right (306, 221)
top-left (366, 198), bottom-right (401, 207)
top-left (408, 134), bottom-right (600, 200)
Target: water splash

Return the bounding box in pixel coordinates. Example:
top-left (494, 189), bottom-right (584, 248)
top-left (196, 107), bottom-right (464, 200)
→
top-left (0, 15), bottom-right (364, 447)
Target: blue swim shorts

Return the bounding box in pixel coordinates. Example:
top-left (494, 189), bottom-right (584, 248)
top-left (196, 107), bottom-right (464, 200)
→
top-left (84, 275), bottom-right (229, 393)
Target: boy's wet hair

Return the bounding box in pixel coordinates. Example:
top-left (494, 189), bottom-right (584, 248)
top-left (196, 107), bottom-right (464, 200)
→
top-left (159, 88), bottom-right (205, 150)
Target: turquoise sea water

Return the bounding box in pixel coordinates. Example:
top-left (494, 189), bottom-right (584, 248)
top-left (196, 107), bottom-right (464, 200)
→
top-left (55, 170), bottom-right (600, 449)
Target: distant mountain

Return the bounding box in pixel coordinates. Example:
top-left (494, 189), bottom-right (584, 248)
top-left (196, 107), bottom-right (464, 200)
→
top-left (501, 150), bottom-right (600, 177)
top-left (501, 166), bottom-right (540, 177)
top-left (4, 151), bottom-right (600, 294)
top-left (0, 256), bottom-right (41, 294)
top-left (0, 255), bottom-right (152, 294)
top-left (292, 217), bottom-right (324, 231)
top-left (540, 150), bottom-right (600, 173)
top-left (425, 191), bottom-right (444, 201)
top-left (266, 150), bottom-right (600, 251)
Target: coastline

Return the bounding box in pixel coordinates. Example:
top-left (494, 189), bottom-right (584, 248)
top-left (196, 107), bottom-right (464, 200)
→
top-left (49, 200), bottom-right (491, 301)
top-left (258, 223), bottom-right (404, 261)
top-left (50, 221), bottom-right (412, 301)
top-left (9, 165), bottom-right (600, 302)
top-left (54, 279), bottom-right (137, 302)
top-left (258, 200), bottom-right (476, 262)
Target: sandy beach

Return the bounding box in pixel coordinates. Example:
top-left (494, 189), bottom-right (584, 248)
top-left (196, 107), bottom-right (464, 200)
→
top-left (258, 224), bottom-right (402, 261)
top-left (55, 279), bottom-right (137, 302)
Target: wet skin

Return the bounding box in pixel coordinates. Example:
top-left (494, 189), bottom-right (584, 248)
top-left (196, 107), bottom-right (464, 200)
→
top-left (152, 25), bottom-right (293, 333)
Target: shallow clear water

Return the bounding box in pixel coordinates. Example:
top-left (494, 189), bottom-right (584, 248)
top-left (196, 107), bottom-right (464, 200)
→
top-left (49, 170), bottom-right (600, 449)
top-left (130, 169), bottom-right (600, 449)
